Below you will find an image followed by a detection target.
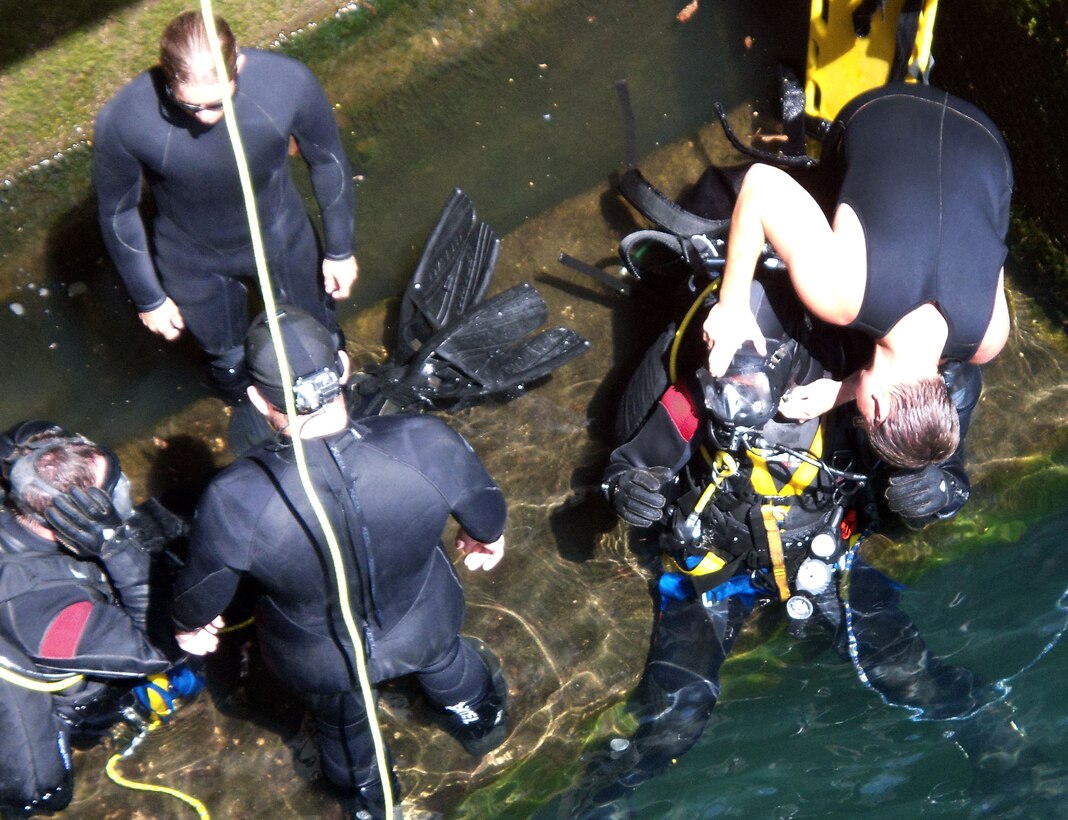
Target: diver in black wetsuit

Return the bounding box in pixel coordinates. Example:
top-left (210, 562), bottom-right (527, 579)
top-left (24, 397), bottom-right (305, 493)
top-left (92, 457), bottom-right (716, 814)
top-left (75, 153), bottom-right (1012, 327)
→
top-left (92, 12), bottom-right (357, 398)
top-left (0, 422), bottom-right (185, 815)
top-left (563, 276), bottom-right (1020, 816)
top-left (171, 307), bottom-right (511, 818)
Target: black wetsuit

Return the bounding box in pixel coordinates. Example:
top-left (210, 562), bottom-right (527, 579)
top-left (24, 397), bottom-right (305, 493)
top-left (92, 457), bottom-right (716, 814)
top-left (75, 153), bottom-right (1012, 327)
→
top-left (579, 280), bottom-right (992, 812)
top-left (0, 510), bottom-right (175, 815)
top-left (823, 84), bottom-right (1013, 360)
top-left (92, 49), bottom-right (355, 369)
top-left (172, 414), bottom-right (507, 793)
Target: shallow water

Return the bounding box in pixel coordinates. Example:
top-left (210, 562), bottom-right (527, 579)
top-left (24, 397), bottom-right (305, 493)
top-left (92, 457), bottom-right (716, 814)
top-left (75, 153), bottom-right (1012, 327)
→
top-left (2, 1), bottom-right (1066, 818)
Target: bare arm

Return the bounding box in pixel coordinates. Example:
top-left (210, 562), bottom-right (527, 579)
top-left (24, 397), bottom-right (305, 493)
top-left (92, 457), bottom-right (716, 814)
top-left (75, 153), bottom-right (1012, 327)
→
top-left (703, 164), bottom-right (863, 375)
top-left (969, 269), bottom-right (1009, 365)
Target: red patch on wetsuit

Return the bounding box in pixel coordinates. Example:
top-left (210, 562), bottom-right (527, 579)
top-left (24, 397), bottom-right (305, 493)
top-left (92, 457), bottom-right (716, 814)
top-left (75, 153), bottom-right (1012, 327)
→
top-left (660, 382), bottom-right (700, 442)
top-left (39, 601), bottom-right (93, 659)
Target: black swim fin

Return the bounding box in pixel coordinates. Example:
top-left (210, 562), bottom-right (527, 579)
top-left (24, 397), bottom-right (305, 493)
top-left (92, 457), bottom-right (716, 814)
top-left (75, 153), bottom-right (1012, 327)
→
top-left (351, 189), bottom-right (590, 416)
top-left (396, 189), bottom-right (497, 359)
top-left (377, 284), bottom-right (589, 408)
top-left (425, 283), bottom-right (589, 395)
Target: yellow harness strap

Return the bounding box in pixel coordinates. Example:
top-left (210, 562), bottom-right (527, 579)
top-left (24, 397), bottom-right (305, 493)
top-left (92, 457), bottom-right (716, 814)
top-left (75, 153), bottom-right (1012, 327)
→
top-left (665, 549), bottom-right (726, 578)
top-left (747, 421), bottom-right (825, 501)
top-left (749, 421), bottom-right (826, 601)
top-left (665, 451), bottom-right (739, 579)
top-left (761, 505), bottom-right (792, 601)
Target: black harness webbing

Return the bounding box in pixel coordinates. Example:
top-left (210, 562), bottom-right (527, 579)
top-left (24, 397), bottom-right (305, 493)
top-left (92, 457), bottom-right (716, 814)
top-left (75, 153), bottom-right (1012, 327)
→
top-left (618, 169), bottom-right (730, 238)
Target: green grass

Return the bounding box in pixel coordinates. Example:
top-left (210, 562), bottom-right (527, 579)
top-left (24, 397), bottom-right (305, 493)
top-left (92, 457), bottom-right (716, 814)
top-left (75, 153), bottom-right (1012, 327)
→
top-left (0, 0), bottom-right (361, 182)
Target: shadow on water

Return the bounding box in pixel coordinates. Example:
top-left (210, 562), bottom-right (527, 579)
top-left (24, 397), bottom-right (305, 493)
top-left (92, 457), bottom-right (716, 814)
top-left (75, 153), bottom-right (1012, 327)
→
top-left (0, 0), bottom-right (804, 442)
top-left (11, 187), bottom-right (212, 438)
top-left (0, 0), bottom-right (146, 71)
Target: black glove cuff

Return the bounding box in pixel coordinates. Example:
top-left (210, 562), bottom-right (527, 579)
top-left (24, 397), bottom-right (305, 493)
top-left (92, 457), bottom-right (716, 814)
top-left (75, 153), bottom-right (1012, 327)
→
top-left (98, 529), bottom-right (151, 589)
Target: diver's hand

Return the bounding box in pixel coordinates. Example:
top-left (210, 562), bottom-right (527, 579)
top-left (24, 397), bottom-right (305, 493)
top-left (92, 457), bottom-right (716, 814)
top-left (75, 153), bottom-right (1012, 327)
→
top-left (139, 298), bottom-right (185, 341)
top-left (45, 486), bottom-right (127, 557)
top-left (176, 616), bottom-right (225, 656)
top-left (702, 301), bottom-right (766, 377)
top-left (456, 529), bottom-right (505, 571)
top-left (779, 378), bottom-right (844, 421)
top-left (885, 465), bottom-right (966, 527)
top-left (607, 467), bottom-right (673, 528)
top-left (323, 255), bottom-right (358, 300)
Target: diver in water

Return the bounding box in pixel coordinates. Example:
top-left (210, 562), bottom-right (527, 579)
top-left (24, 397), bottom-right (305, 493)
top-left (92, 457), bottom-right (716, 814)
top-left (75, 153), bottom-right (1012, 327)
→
top-left (172, 307), bottom-right (512, 819)
top-left (92, 11), bottom-right (356, 400)
top-left (565, 271), bottom-right (1022, 815)
top-left (0, 422), bottom-right (188, 815)
top-left (702, 84), bottom-right (1013, 470)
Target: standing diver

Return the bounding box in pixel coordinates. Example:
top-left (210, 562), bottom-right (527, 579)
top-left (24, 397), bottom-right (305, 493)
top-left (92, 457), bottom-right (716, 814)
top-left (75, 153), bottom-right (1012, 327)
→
top-left (93, 11), bottom-right (357, 401)
top-left (172, 307), bottom-right (513, 819)
top-left (0, 422), bottom-right (189, 815)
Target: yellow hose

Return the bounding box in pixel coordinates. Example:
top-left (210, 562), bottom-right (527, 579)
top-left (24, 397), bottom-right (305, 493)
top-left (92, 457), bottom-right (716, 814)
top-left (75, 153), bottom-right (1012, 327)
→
top-left (106, 731), bottom-right (211, 820)
top-left (0, 663), bottom-right (82, 692)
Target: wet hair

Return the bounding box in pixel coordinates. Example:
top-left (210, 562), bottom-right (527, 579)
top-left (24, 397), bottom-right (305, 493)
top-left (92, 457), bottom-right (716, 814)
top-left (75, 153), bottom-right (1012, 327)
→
top-left (865, 376), bottom-right (959, 468)
top-left (11, 441), bottom-right (104, 518)
top-left (159, 11), bottom-right (237, 87)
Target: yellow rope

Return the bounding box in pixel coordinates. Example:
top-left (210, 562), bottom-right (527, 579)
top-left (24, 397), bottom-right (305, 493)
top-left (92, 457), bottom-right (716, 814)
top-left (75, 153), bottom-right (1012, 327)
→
top-left (198, 5), bottom-right (394, 816)
top-left (669, 279), bottom-right (721, 468)
top-left (217, 616), bottom-right (254, 634)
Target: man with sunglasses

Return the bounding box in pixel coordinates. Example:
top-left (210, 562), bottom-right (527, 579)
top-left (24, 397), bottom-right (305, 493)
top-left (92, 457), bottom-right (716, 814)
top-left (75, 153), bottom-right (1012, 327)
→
top-left (92, 11), bottom-right (357, 403)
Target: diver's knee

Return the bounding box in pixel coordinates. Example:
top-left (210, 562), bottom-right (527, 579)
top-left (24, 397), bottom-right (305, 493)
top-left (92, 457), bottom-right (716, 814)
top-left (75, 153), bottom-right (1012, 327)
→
top-left (209, 345), bottom-right (250, 403)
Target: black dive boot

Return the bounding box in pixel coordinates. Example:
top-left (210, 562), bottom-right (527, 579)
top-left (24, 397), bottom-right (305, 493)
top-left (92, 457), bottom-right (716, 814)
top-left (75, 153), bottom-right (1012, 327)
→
top-left (440, 637), bottom-right (509, 756)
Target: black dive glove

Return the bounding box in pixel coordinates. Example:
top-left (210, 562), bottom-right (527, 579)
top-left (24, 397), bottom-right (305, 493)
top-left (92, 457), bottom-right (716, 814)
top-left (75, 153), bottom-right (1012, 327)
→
top-left (46, 486), bottom-right (153, 623)
top-left (46, 486), bottom-right (128, 557)
top-left (605, 467), bottom-right (672, 528)
top-left (885, 464), bottom-right (968, 528)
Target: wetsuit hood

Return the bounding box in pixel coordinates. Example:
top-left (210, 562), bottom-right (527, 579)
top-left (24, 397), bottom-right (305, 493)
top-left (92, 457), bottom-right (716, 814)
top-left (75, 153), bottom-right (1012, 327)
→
top-left (246, 306), bottom-right (343, 414)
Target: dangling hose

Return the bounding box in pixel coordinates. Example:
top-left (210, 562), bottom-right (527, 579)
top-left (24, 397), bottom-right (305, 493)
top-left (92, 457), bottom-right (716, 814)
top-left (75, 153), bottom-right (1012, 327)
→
top-left (106, 711), bottom-right (211, 820)
top-left (198, 4), bottom-right (395, 815)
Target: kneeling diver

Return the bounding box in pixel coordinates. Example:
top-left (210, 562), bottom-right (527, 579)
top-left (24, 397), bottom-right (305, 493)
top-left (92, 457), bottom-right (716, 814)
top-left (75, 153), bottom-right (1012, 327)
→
top-left (0, 421), bottom-right (190, 815)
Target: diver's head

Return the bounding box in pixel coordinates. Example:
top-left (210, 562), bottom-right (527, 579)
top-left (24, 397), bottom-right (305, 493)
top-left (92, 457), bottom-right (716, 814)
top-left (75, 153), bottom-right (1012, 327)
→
top-left (6, 430), bottom-right (134, 533)
top-left (245, 306), bottom-right (347, 421)
top-left (160, 11), bottom-right (239, 126)
top-left (851, 347), bottom-right (958, 468)
top-left (698, 339), bottom-right (795, 449)
top-left (859, 372), bottom-right (959, 468)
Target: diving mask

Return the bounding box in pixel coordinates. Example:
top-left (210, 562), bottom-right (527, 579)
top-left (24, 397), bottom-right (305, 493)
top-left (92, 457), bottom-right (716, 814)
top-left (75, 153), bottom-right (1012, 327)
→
top-left (699, 338), bottom-right (799, 446)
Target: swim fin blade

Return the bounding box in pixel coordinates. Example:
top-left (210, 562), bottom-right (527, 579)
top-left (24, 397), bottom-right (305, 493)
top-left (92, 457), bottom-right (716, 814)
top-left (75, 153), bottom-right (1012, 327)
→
top-left (354, 189), bottom-right (590, 414)
top-left (388, 284), bottom-right (589, 406)
top-left (396, 189), bottom-right (497, 359)
top-left (428, 283), bottom-right (589, 396)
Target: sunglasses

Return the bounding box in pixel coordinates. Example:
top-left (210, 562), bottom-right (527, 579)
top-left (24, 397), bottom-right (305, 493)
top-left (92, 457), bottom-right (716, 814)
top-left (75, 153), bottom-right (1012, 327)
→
top-left (165, 81), bottom-right (233, 114)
